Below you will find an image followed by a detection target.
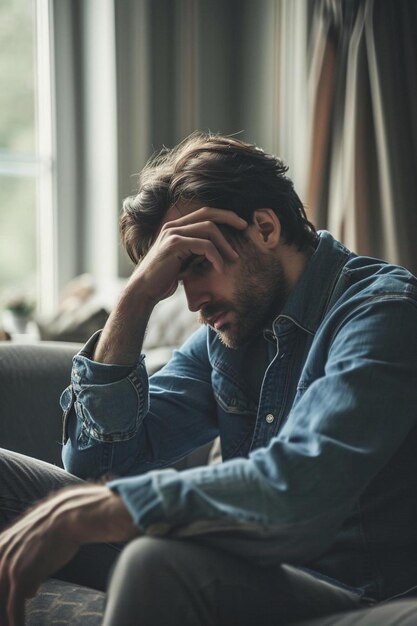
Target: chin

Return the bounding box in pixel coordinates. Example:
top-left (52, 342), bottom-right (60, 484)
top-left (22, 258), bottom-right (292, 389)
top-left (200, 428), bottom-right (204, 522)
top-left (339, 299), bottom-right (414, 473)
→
top-left (218, 335), bottom-right (237, 349)
top-left (217, 326), bottom-right (248, 350)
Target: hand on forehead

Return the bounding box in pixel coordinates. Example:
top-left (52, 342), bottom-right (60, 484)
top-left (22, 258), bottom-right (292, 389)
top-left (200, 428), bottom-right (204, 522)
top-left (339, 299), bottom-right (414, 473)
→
top-left (147, 202), bottom-right (249, 270)
top-left (163, 202), bottom-right (247, 228)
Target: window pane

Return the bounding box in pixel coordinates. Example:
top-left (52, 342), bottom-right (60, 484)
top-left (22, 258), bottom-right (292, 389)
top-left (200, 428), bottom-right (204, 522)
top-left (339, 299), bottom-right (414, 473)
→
top-left (0, 175), bottom-right (36, 293)
top-left (0, 0), bottom-right (36, 153)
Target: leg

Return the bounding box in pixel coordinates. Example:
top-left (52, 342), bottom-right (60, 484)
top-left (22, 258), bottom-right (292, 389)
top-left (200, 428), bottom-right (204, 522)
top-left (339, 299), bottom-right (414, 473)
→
top-left (0, 448), bottom-right (121, 591)
top-left (0, 447), bottom-right (81, 530)
top-left (102, 536), bottom-right (368, 626)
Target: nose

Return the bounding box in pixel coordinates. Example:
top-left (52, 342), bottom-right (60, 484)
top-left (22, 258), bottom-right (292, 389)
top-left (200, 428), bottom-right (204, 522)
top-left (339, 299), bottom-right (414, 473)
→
top-left (183, 277), bottom-right (211, 312)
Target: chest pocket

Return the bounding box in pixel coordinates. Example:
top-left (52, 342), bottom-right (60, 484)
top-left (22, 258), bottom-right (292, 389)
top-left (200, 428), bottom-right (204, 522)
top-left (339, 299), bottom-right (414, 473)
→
top-left (211, 367), bottom-right (257, 460)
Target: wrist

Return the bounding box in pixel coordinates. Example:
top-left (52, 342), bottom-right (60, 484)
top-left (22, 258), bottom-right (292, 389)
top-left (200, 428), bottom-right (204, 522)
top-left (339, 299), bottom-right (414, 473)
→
top-left (128, 263), bottom-right (178, 305)
top-left (123, 273), bottom-right (159, 309)
top-left (50, 485), bottom-right (138, 545)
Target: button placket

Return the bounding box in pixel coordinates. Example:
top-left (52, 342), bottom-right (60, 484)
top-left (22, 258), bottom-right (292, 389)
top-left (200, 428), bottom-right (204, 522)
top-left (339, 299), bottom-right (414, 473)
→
top-left (251, 323), bottom-right (304, 451)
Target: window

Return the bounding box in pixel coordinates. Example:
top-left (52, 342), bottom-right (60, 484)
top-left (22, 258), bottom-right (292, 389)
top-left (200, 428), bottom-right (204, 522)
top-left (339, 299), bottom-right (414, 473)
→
top-left (0, 0), bottom-right (55, 313)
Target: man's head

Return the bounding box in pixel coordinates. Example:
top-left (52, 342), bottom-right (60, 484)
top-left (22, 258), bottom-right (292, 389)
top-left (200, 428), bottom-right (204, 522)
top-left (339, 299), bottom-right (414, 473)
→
top-left (120, 131), bottom-right (317, 264)
top-left (120, 132), bottom-right (317, 348)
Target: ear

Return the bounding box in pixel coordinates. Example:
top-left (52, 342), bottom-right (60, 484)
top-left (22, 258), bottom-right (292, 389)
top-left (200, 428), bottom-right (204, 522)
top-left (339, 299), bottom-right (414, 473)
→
top-left (251, 209), bottom-right (281, 249)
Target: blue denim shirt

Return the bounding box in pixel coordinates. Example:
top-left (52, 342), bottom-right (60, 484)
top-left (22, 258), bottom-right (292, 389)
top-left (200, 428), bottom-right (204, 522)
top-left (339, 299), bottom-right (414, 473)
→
top-left (61, 231), bottom-right (417, 601)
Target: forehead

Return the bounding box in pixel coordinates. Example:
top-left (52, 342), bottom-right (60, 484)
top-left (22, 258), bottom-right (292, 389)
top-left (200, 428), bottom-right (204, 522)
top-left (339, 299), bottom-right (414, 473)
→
top-left (163, 200), bottom-right (204, 225)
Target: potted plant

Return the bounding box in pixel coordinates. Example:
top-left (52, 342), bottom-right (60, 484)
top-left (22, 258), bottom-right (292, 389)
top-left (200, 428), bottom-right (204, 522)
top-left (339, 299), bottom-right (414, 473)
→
top-left (2, 295), bottom-right (35, 335)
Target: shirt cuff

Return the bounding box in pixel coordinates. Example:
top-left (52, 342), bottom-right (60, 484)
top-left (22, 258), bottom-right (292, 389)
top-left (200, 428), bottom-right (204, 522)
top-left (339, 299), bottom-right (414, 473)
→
top-left (73, 329), bottom-right (139, 385)
top-left (108, 470), bottom-right (177, 534)
top-left (65, 330), bottom-right (149, 441)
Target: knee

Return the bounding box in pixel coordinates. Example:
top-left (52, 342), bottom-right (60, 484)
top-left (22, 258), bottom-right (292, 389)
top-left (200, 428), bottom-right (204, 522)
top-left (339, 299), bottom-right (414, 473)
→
top-left (107, 535), bottom-right (182, 603)
top-left (112, 536), bottom-right (169, 584)
top-left (103, 537), bottom-right (184, 626)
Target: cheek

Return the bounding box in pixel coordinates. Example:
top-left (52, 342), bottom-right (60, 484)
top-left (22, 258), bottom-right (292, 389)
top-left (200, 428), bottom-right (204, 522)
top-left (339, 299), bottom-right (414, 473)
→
top-left (215, 275), bottom-right (237, 297)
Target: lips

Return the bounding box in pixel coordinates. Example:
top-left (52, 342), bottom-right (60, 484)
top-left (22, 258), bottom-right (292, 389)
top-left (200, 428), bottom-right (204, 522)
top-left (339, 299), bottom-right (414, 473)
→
top-left (210, 311), bottom-right (229, 330)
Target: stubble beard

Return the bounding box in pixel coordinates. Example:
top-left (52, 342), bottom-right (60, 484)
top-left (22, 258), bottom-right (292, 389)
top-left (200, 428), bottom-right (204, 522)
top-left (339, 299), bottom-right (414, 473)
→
top-left (199, 251), bottom-right (288, 349)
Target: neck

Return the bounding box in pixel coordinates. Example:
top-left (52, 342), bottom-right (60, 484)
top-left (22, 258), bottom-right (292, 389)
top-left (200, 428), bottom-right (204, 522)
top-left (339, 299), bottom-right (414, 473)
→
top-left (280, 244), bottom-right (315, 293)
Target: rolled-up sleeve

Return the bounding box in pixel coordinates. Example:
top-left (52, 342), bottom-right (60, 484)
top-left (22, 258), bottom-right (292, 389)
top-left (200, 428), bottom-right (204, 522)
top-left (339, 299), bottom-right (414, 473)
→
top-left (61, 326), bottom-right (218, 479)
top-left (69, 354), bottom-right (147, 441)
top-left (60, 331), bottom-right (148, 442)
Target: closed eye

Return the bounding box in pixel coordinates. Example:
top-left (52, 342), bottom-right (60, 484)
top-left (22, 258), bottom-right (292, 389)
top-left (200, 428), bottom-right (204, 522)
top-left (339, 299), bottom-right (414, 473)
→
top-left (179, 255), bottom-right (212, 279)
top-left (191, 257), bottom-right (211, 273)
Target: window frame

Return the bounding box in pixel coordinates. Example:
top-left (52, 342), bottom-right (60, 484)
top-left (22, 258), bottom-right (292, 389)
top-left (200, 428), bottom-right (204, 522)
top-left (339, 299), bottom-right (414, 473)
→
top-left (36, 0), bottom-right (57, 315)
top-left (0, 0), bottom-right (56, 315)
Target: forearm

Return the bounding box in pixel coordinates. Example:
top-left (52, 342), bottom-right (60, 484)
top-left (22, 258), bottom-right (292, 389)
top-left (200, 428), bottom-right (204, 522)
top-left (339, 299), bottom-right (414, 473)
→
top-left (93, 279), bottom-right (155, 366)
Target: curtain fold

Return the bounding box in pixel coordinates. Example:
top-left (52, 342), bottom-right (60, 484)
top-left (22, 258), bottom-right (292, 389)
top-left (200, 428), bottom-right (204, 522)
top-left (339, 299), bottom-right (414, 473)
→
top-left (307, 0), bottom-right (417, 272)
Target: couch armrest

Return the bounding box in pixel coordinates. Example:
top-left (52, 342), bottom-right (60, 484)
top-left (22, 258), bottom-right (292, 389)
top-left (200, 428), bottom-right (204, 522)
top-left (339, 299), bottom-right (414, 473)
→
top-left (0, 342), bottom-right (81, 467)
top-left (0, 340), bottom-right (213, 470)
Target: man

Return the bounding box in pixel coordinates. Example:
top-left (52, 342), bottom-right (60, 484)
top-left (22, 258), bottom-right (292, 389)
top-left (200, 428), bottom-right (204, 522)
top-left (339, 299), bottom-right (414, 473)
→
top-left (1, 132), bottom-right (417, 626)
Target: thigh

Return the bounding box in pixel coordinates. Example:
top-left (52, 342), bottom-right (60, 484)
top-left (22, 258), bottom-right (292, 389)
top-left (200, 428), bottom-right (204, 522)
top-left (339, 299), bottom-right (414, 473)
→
top-left (102, 536), bottom-right (367, 626)
top-left (0, 447), bottom-right (81, 528)
top-left (0, 448), bottom-right (121, 591)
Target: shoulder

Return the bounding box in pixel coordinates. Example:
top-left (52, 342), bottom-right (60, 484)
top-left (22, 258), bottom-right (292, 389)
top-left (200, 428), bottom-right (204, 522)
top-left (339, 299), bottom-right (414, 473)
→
top-left (342, 256), bottom-right (417, 301)
top-left (325, 257), bottom-right (417, 325)
top-left (314, 256), bottom-right (417, 353)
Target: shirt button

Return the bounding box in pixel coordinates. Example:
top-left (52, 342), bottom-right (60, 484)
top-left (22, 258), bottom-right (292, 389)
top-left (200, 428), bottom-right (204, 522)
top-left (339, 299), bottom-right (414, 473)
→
top-left (265, 413), bottom-right (275, 424)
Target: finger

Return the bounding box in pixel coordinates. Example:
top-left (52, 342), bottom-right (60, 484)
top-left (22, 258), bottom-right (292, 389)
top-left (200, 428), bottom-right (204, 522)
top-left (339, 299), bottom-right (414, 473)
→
top-left (167, 221), bottom-right (239, 262)
top-left (8, 584), bottom-right (25, 626)
top-left (0, 552), bottom-right (12, 625)
top-left (173, 236), bottom-right (225, 274)
top-left (164, 207), bottom-right (248, 231)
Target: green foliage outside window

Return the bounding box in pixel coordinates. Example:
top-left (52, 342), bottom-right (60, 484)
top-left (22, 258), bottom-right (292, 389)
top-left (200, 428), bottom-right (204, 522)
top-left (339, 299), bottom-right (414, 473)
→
top-left (0, 0), bottom-right (36, 152)
top-left (0, 0), bottom-right (37, 295)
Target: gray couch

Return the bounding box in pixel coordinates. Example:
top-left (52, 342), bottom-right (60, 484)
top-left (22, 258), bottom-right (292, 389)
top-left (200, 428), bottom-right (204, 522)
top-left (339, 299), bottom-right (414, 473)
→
top-left (1, 341), bottom-right (417, 625)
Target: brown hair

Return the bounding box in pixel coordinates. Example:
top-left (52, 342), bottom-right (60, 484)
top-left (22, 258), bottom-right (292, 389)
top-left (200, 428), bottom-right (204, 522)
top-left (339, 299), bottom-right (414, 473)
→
top-left (120, 131), bottom-right (317, 264)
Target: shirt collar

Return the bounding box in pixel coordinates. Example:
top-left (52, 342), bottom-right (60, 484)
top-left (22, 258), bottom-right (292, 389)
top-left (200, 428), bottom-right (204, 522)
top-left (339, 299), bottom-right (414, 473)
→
top-left (270, 231), bottom-right (352, 336)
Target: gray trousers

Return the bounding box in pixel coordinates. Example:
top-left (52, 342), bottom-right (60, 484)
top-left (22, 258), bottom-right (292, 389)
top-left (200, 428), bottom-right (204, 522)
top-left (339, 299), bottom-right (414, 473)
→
top-left (1, 448), bottom-right (417, 626)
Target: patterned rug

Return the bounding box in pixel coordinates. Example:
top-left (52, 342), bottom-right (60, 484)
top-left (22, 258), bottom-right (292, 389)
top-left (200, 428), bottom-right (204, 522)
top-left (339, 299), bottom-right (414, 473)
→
top-left (26, 578), bottom-right (105, 625)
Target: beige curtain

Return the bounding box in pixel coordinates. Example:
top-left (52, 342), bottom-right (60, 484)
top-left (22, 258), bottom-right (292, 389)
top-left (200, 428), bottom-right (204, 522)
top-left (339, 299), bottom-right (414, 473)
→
top-left (307, 0), bottom-right (417, 273)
